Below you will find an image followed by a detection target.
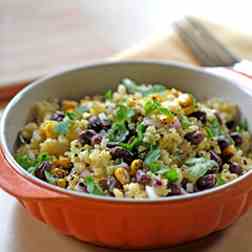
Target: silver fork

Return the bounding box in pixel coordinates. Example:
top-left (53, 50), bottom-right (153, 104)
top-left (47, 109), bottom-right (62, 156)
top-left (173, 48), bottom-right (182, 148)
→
top-left (173, 17), bottom-right (252, 79)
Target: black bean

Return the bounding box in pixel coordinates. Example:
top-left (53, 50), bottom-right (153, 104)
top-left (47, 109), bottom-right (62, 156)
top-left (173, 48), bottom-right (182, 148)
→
top-left (50, 111), bottom-right (65, 122)
top-left (184, 131), bottom-right (204, 145)
top-left (226, 120), bottom-right (236, 130)
top-left (181, 178), bottom-right (189, 190)
top-left (79, 130), bottom-right (96, 145)
top-left (209, 150), bottom-right (222, 166)
top-left (217, 137), bottom-right (229, 151)
top-left (98, 179), bottom-right (109, 191)
top-left (89, 116), bottom-right (102, 131)
top-left (197, 174), bottom-right (216, 191)
top-left (110, 147), bottom-right (134, 164)
top-left (91, 134), bottom-right (103, 145)
top-left (78, 182), bottom-right (88, 193)
top-left (230, 132), bottom-right (243, 146)
top-left (169, 184), bottom-right (182, 195)
top-left (101, 119), bottom-right (111, 130)
top-left (189, 111), bottom-right (207, 124)
top-left (229, 162), bottom-right (242, 175)
top-left (135, 170), bottom-right (151, 185)
top-left (35, 161), bottom-right (51, 180)
top-left (89, 116), bottom-right (111, 132)
top-left (106, 143), bottom-right (118, 148)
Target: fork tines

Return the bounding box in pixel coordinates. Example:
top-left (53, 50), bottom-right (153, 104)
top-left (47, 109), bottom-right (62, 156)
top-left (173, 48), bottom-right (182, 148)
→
top-left (173, 17), bottom-right (240, 67)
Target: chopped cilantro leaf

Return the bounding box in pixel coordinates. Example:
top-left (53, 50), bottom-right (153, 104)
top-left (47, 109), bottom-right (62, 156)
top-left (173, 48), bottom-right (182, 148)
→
top-left (85, 176), bottom-right (104, 195)
top-left (121, 123), bottom-right (146, 150)
top-left (116, 104), bottom-right (135, 122)
top-left (143, 99), bottom-right (173, 117)
top-left (216, 175), bottom-right (225, 186)
top-left (144, 146), bottom-right (161, 166)
top-left (107, 122), bottom-right (129, 144)
top-left (185, 157), bottom-right (218, 182)
top-left (163, 169), bottom-right (179, 182)
top-left (236, 119), bottom-right (248, 132)
top-left (143, 100), bottom-right (160, 115)
top-left (104, 90), bottom-right (113, 100)
top-left (206, 118), bottom-right (223, 139)
top-left (180, 115), bottom-right (191, 129)
top-left (15, 152), bottom-right (50, 172)
top-left (121, 78), bottom-right (166, 96)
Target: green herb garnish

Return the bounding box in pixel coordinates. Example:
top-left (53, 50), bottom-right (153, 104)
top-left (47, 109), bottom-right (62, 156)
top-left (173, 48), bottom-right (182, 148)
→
top-left (121, 123), bottom-right (146, 151)
top-left (15, 153), bottom-right (50, 172)
top-left (163, 169), bottom-right (179, 182)
top-left (85, 176), bottom-right (104, 195)
top-left (216, 175), bottom-right (225, 186)
top-left (15, 154), bottom-right (35, 170)
top-left (180, 115), bottom-right (191, 129)
top-left (66, 111), bottom-right (81, 120)
top-left (116, 104), bottom-right (135, 122)
top-left (121, 78), bottom-right (166, 96)
top-left (206, 118), bottom-right (223, 139)
top-left (144, 100), bottom-right (160, 115)
top-left (143, 99), bottom-right (173, 117)
top-left (107, 122), bottom-right (129, 144)
top-left (44, 170), bottom-right (56, 184)
top-left (104, 90), bottom-right (113, 100)
top-left (185, 157), bottom-right (218, 182)
top-left (144, 146), bottom-right (161, 166)
top-left (236, 119), bottom-right (248, 132)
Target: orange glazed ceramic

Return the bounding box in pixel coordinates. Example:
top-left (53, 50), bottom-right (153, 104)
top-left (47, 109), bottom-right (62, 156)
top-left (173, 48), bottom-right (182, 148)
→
top-left (1, 61), bottom-right (252, 249)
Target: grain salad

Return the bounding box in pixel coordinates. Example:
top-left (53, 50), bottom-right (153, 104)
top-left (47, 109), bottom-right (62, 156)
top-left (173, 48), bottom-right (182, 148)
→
top-left (15, 79), bottom-right (252, 199)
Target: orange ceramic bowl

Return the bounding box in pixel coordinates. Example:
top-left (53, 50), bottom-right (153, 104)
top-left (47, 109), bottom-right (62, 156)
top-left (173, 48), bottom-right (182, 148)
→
top-left (1, 61), bottom-right (252, 249)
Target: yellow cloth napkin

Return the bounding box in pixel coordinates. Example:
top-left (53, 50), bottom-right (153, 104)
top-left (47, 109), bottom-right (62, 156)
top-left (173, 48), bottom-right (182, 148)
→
top-left (113, 18), bottom-right (252, 63)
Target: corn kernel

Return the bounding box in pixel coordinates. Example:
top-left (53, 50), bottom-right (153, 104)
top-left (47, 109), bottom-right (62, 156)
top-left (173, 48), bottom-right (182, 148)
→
top-left (53, 157), bottom-right (72, 169)
top-left (223, 145), bottom-right (236, 158)
top-left (183, 106), bottom-right (195, 115)
top-left (178, 94), bottom-right (193, 107)
top-left (56, 178), bottom-right (68, 188)
top-left (130, 159), bottom-right (143, 176)
top-left (51, 168), bottom-right (67, 178)
top-left (40, 120), bottom-right (58, 138)
top-left (90, 102), bottom-right (106, 115)
top-left (160, 114), bottom-right (176, 125)
top-left (128, 97), bottom-right (137, 107)
top-left (114, 167), bottom-right (130, 185)
top-left (62, 100), bottom-right (78, 112)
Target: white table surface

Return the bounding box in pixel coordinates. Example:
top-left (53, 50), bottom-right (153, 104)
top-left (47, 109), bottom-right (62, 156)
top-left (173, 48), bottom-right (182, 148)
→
top-left (1, 0), bottom-right (252, 251)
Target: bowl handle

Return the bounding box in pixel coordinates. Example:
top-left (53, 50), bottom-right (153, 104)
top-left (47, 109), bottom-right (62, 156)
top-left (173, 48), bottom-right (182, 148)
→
top-left (0, 148), bottom-right (70, 200)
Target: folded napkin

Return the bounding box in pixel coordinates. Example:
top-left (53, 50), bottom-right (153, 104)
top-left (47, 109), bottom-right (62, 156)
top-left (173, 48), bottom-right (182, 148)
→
top-left (113, 18), bottom-right (252, 63)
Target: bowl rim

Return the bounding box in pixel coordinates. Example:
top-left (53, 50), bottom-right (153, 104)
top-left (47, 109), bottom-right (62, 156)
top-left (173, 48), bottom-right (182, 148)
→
top-left (1, 59), bottom-right (252, 203)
